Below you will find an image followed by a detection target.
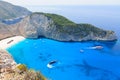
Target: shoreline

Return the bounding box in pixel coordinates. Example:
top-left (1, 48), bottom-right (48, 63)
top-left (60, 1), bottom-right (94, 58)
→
top-left (0, 36), bottom-right (25, 49)
top-left (0, 36), bottom-right (25, 79)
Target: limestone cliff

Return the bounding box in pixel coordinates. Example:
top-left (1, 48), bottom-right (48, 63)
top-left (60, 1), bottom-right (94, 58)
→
top-left (0, 12), bottom-right (117, 41)
top-left (0, 23), bottom-right (14, 40)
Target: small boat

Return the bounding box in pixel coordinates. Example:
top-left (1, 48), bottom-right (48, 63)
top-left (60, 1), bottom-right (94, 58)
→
top-left (95, 46), bottom-right (103, 49)
top-left (7, 40), bottom-right (13, 44)
top-left (47, 64), bottom-right (54, 68)
top-left (90, 46), bottom-right (103, 49)
top-left (47, 60), bottom-right (58, 68)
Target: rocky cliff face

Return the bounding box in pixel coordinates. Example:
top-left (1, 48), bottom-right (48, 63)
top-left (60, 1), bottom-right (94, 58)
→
top-left (0, 23), bottom-right (14, 40)
top-left (0, 50), bottom-right (16, 79)
top-left (0, 13), bottom-right (117, 41)
top-left (0, 50), bottom-right (46, 80)
top-left (0, 1), bottom-right (31, 20)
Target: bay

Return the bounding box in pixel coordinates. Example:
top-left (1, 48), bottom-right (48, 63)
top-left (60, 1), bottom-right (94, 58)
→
top-left (7, 6), bottom-right (120, 80)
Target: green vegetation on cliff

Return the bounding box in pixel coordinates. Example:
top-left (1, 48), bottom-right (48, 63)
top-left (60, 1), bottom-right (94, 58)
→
top-left (31, 12), bottom-right (107, 35)
top-left (32, 13), bottom-right (105, 33)
top-left (0, 11), bottom-right (116, 41)
top-left (7, 64), bottom-right (47, 80)
top-left (44, 13), bottom-right (76, 26)
top-left (77, 24), bottom-right (107, 36)
top-left (26, 12), bottom-right (117, 41)
top-left (32, 12), bottom-right (76, 27)
top-left (15, 64), bottom-right (47, 80)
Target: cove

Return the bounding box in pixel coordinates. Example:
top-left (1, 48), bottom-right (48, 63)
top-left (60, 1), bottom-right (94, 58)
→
top-left (7, 38), bottom-right (120, 80)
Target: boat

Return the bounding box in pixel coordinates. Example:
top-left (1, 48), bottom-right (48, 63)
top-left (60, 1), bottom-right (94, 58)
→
top-left (95, 46), bottom-right (103, 49)
top-left (47, 60), bottom-right (58, 68)
top-left (7, 40), bottom-right (13, 44)
top-left (91, 46), bottom-right (103, 49)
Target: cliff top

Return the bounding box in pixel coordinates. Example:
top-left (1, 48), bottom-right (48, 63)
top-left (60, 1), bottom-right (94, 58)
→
top-left (31, 12), bottom-right (76, 27)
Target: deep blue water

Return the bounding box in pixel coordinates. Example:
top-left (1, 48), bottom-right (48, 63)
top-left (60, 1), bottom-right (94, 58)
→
top-left (7, 6), bottom-right (120, 80)
top-left (7, 39), bottom-right (120, 80)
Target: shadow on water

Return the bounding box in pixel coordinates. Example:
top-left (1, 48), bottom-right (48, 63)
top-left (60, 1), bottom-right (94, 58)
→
top-left (74, 60), bottom-right (120, 80)
top-left (47, 59), bottom-right (120, 80)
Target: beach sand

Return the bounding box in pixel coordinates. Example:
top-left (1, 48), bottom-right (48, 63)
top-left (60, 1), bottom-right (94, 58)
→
top-left (0, 36), bottom-right (25, 49)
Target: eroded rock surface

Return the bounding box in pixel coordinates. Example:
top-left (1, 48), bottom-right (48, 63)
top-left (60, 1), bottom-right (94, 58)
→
top-left (0, 50), bottom-right (16, 80)
top-left (0, 13), bottom-right (117, 41)
top-left (0, 50), bottom-right (46, 80)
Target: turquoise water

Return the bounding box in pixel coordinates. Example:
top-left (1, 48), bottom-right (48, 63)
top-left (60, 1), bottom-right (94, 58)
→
top-left (7, 39), bottom-right (120, 80)
top-left (7, 6), bottom-right (120, 80)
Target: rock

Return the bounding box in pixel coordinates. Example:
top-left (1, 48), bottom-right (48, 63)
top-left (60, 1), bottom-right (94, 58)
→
top-left (0, 1), bottom-right (117, 41)
top-left (12, 13), bottom-right (118, 41)
top-left (0, 0), bottom-right (31, 40)
top-left (0, 50), bottom-right (46, 80)
top-left (0, 50), bottom-right (16, 79)
top-left (0, 12), bottom-right (117, 41)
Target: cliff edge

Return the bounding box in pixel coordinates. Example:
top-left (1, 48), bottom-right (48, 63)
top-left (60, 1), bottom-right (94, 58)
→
top-left (0, 50), bottom-right (46, 80)
top-left (2, 12), bottom-right (116, 41)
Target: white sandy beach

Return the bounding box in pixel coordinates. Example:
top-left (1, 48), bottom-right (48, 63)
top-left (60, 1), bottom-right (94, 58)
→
top-left (0, 36), bottom-right (25, 49)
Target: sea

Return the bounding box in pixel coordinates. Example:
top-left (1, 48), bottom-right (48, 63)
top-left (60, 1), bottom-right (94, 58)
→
top-left (7, 6), bottom-right (120, 80)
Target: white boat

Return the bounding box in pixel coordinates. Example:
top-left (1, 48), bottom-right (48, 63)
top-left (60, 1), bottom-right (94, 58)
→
top-left (47, 60), bottom-right (58, 68)
top-left (47, 64), bottom-right (54, 68)
top-left (90, 46), bottom-right (103, 49)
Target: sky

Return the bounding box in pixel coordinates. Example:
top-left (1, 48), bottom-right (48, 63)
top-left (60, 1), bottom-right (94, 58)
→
top-left (3, 0), bottom-right (120, 6)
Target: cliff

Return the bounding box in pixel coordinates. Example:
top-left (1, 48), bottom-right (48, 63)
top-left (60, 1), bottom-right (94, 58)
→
top-left (0, 0), bottom-right (117, 41)
top-left (0, 50), bottom-right (46, 80)
top-left (0, 1), bottom-right (31, 20)
top-left (1, 12), bottom-right (116, 41)
top-left (0, 2), bottom-right (118, 79)
top-left (0, 1), bottom-right (117, 41)
top-left (0, 23), bottom-right (14, 40)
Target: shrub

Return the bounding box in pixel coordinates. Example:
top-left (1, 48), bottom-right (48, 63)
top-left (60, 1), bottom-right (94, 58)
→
top-left (16, 64), bottom-right (28, 72)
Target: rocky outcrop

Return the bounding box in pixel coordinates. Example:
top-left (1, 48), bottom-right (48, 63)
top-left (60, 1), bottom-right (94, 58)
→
top-left (1, 12), bottom-right (116, 41)
top-left (0, 23), bottom-right (14, 40)
top-left (0, 0), bottom-right (31, 40)
top-left (0, 50), bottom-right (46, 80)
top-left (0, 12), bottom-right (117, 41)
top-left (0, 49), bottom-right (16, 79)
top-left (0, 1), bottom-right (31, 20)
top-left (0, 1), bottom-right (117, 41)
